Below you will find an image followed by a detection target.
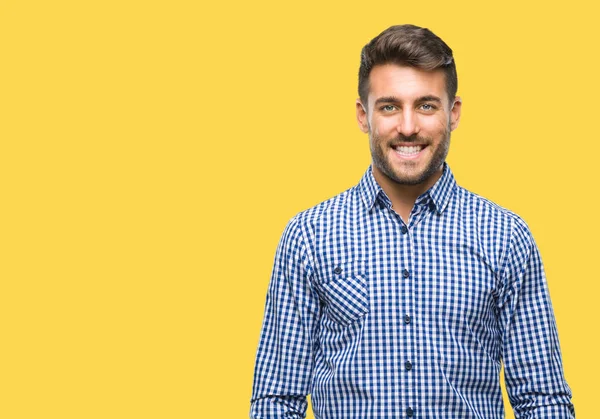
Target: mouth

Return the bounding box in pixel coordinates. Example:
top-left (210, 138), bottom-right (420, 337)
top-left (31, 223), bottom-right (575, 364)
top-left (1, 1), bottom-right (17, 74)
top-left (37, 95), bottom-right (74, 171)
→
top-left (392, 144), bottom-right (427, 159)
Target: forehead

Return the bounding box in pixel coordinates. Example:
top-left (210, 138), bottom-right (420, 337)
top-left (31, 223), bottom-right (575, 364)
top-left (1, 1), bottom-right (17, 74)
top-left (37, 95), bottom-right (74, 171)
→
top-left (367, 64), bottom-right (448, 104)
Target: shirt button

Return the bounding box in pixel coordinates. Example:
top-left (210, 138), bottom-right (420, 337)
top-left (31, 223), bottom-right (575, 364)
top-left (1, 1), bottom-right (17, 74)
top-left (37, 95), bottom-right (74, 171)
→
top-left (406, 407), bottom-right (414, 417)
top-left (333, 266), bottom-right (342, 275)
top-left (404, 314), bottom-right (411, 324)
top-left (405, 361), bottom-right (413, 370)
top-left (400, 225), bottom-right (408, 234)
top-left (429, 202), bottom-right (436, 211)
top-left (402, 269), bottom-right (410, 278)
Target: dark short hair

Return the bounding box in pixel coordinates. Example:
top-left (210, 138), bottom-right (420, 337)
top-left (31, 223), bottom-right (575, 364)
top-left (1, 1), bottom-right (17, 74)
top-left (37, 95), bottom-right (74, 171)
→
top-left (358, 24), bottom-right (457, 106)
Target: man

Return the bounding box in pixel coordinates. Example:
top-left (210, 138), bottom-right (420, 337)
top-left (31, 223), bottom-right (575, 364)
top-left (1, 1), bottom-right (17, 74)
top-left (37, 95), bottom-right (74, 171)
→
top-left (250, 24), bottom-right (574, 418)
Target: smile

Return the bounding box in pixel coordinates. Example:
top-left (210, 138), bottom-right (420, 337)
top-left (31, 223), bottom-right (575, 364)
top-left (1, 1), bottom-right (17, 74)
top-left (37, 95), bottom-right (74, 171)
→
top-left (392, 144), bottom-right (426, 159)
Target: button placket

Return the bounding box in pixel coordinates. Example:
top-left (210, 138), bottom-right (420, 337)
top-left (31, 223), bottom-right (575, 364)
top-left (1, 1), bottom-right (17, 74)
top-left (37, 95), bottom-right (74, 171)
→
top-left (397, 201), bottom-right (415, 417)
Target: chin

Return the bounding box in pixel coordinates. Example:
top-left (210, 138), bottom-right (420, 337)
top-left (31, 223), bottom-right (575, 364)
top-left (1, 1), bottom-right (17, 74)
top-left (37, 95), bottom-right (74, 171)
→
top-left (391, 174), bottom-right (429, 186)
top-left (387, 163), bottom-right (442, 186)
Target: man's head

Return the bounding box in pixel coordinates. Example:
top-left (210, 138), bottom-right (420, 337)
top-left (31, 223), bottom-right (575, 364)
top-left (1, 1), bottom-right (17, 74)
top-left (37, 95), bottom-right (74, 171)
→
top-left (358, 24), bottom-right (457, 108)
top-left (356, 25), bottom-right (461, 190)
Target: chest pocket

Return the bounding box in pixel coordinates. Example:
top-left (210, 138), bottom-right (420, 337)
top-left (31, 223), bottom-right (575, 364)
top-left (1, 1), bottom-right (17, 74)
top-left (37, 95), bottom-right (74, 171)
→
top-left (316, 260), bottom-right (370, 326)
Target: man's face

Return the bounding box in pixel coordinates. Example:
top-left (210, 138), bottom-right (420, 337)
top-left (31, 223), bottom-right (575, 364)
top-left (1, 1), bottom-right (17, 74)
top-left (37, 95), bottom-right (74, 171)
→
top-left (356, 64), bottom-right (461, 187)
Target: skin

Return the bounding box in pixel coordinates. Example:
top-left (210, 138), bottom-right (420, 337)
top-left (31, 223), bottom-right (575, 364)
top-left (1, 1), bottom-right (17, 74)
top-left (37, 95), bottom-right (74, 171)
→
top-left (356, 63), bottom-right (462, 223)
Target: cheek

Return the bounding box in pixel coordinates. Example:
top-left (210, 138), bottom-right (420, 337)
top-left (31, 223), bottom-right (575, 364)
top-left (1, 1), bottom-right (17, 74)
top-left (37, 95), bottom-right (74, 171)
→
top-left (421, 116), bottom-right (450, 134)
top-left (371, 117), bottom-right (396, 137)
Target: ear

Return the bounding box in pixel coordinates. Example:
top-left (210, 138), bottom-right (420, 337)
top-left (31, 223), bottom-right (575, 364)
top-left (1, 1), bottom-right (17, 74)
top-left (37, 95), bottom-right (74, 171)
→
top-left (449, 96), bottom-right (462, 131)
top-left (356, 99), bottom-right (369, 133)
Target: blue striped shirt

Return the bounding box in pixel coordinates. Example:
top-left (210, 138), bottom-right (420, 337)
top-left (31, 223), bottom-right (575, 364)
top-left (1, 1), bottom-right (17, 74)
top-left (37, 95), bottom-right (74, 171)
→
top-left (250, 164), bottom-right (574, 418)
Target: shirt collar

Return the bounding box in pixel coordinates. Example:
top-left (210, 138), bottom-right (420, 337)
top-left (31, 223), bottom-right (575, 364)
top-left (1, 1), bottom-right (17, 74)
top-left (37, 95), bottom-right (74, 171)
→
top-left (358, 163), bottom-right (457, 214)
top-left (358, 166), bottom-right (384, 211)
top-left (425, 163), bottom-right (457, 214)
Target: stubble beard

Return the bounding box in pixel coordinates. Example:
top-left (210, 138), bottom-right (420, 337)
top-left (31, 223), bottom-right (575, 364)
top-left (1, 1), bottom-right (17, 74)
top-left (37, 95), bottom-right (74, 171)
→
top-left (369, 123), bottom-right (451, 186)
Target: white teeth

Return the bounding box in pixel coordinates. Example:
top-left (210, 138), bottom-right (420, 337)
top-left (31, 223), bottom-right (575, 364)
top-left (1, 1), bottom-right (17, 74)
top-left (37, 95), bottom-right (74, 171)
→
top-left (395, 145), bottom-right (423, 155)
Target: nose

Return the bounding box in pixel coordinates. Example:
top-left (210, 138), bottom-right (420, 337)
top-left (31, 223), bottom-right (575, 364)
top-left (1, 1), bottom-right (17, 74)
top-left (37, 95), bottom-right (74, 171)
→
top-left (396, 109), bottom-right (419, 137)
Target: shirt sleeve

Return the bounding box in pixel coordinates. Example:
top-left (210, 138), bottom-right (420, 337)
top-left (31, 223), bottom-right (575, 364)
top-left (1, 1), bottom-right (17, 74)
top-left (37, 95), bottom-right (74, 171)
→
top-left (497, 216), bottom-right (575, 418)
top-left (250, 216), bottom-right (321, 419)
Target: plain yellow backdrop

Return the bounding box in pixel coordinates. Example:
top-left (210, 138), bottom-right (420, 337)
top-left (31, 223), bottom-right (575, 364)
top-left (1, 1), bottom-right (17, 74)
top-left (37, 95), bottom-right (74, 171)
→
top-left (0, 0), bottom-right (594, 417)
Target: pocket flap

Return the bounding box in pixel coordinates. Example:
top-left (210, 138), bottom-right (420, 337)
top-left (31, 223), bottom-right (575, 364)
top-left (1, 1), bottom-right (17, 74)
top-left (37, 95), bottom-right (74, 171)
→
top-left (317, 260), bottom-right (369, 326)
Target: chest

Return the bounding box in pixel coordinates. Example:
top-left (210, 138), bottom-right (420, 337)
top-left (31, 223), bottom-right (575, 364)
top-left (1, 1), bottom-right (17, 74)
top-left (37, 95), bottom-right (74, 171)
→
top-left (310, 206), bottom-right (502, 327)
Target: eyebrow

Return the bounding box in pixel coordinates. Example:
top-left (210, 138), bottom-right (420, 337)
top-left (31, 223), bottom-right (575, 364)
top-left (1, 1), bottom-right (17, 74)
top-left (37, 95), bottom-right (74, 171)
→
top-left (374, 95), bottom-right (443, 106)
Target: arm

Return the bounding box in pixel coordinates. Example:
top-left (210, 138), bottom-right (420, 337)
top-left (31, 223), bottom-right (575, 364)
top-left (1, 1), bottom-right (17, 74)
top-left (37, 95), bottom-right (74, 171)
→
top-left (250, 217), bottom-right (321, 419)
top-left (497, 217), bottom-right (574, 418)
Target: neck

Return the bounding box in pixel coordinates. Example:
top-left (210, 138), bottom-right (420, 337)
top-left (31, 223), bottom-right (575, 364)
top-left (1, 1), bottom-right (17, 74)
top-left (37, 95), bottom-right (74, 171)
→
top-left (372, 165), bottom-right (443, 223)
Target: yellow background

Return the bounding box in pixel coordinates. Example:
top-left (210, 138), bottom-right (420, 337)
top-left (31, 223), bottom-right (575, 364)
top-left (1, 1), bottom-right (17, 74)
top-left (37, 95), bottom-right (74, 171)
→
top-left (0, 1), bottom-right (594, 417)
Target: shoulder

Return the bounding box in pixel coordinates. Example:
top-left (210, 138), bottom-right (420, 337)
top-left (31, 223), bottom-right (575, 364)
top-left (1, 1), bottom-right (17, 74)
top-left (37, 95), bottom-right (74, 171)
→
top-left (457, 185), bottom-right (529, 223)
top-left (455, 185), bottom-right (535, 248)
top-left (289, 185), bottom-right (359, 227)
top-left (279, 185), bottom-right (362, 258)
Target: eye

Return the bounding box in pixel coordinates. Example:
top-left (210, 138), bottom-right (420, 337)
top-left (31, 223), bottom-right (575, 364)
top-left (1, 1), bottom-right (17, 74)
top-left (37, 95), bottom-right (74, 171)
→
top-left (381, 105), bottom-right (397, 112)
top-left (420, 103), bottom-right (436, 111)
